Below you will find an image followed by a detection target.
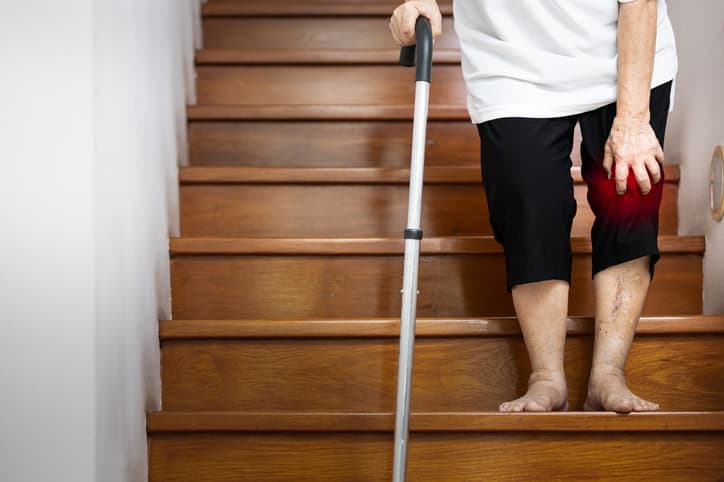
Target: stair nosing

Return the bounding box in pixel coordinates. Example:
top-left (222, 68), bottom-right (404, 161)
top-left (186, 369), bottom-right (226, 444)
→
top-left (187, 104), bottom-right (469, 121)
top-left (168, 235), bottom-right (704, 256)
top-left (158, 316), bottom-right (724, 340)
top-left (178, 166), bottom-right (681, 185)
top-left (147, 411), bottom-right (724, 433)
top-left (202, 2), bottom-right (454, 17)
top-left (196, 48), bottom-right (461, 65)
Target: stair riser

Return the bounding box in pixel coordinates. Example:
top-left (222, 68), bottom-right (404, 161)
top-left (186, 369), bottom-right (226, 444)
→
top-left (170, 254), bottom-right (702, 319)
top-left (149, 432), bottom-right (724, 482)
top-left (161, 335), bottom-right (724, 412)
top-left (202, 17), bottom-right (458, 50)
top-left (188, 121), bottom-right (479, 167)
top-left (179, 183), bottom-right (679, 237)
top-left (196, 65), bottom-right (466, 106)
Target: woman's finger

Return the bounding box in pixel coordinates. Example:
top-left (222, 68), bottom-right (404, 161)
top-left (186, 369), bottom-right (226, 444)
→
top-left (603, 143), bottom-right (614, 180)
top-left (633, 162), bottom-right (652, 195)
top-left (615, 159), bottom-right (630, 195)
top-left (644, 155), bottom-right (662, 185)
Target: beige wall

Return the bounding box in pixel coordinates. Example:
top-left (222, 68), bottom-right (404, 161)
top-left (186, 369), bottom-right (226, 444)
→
top-left (666, 1), bottom-right (724, 313)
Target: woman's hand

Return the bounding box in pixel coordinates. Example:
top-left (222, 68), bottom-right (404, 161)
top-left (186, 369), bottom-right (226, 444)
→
top-left (389, 0), bottom-right (442, 46)
top-left (603, 116), bottom-right (663, 195)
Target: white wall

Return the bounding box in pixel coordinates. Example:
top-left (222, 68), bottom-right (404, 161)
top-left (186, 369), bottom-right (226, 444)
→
top-left (0, 1), bottom-right (200, 481)
top-left (94, 1), bottom-right (199, 481)
top-left (666, 2), bottom-right (724, 314)
top-left (0, 2), bottom-right (96, 482)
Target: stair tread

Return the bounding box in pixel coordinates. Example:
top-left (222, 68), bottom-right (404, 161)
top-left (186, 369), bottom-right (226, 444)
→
top-left (196, 48), bottom-right (460, 65)
top-left (158, 316), bottom-right (724, 339)
top-left (202, 1), bottom-right (454, 17)
top-left (169, 235), bottom-right (704, 255)
top-left (187, 104), bottom-right (469, 121)
top-left (179, 165), bottom-right (681, 184)
top-left (147, 411), bottom-right (724, 432)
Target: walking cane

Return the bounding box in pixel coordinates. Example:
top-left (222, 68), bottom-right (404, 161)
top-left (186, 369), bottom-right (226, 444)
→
top-left (392, 16), bottom-right (433, 482)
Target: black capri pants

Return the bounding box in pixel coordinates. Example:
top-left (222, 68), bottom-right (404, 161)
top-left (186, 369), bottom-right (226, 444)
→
top-left (477, 81), bottom-right (672, 292)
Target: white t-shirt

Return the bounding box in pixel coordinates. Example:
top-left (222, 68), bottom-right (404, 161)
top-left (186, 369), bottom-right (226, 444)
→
top-left (453, 0), bottom-right (678, 124)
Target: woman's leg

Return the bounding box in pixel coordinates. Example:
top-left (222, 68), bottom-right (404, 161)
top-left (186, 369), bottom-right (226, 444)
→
top-left (502, 280), bottom-right (569, 412)
top-left (586, 256), bottom-right (658, 412)
top-left (578, 81), bottom-right (672, 412)
top-left (477, 116), bottom-right (577, 412)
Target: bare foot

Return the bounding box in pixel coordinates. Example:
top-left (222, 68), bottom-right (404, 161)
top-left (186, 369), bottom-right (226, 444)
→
top-left (499, 370), bottom-right (568, 412)
top-left (584, 366), bottom-right (659, 413)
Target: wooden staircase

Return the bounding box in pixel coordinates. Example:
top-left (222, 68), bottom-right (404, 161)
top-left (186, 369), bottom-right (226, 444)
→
top-left (148, 1), bottom-right (724, 480)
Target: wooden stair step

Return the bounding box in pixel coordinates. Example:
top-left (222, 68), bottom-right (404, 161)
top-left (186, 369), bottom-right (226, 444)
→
top-left (169, 236), bottom-right (703, 318)
top-left (159, 317), bottom-right (724, 412)
top-left (202, 1), bottom-right (454, 17)
top-left (187, 104), bottom-right (469, 120)
top-left (195, 65), bottom-right (466, 106)
top-left (159, 316), bottom-right (724, 339)
top-left (202, 17), bottom-right (458, 51)
top-left (178, 165), bottom-right (681, 184)
top-left (148, 412), bottom-right (724, 481)
top-left (178, 166), bottom-right (678, 237)
top-left (169, 235), bottom-right (702, 255)
top-left (196, 48), bottom-right (461, 65)
top-left (187, 120), bottom-right (479, 167)
top-left (185, 121), bottom-right (676, 170)
top-left (148, 411), bottom-right (724, 432)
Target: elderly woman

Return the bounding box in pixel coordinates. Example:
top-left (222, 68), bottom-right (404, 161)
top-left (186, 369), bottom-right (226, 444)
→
top-left (390, 0), bottom-right (677, 413)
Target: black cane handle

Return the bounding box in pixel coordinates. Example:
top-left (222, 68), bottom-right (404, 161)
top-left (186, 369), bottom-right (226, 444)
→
top-left (399, 16), bottom-right (433, 83)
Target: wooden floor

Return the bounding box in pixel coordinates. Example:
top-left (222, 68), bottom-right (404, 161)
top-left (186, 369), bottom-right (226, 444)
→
top-left (148, 1), bottom-right (724, 480)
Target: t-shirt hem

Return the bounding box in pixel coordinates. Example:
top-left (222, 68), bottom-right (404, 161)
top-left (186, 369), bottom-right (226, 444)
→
top-left (468, 102), bottom-right (612, 125)
top-left (468, 76), bottom-right (677, 124)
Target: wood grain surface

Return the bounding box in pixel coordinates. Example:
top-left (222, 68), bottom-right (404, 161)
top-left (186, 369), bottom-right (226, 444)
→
top-left (148, 411), bottom-right (724, 432)
top-left (170, 251), bottom-right (703, 318)
top-left (195, 65), bottom-right (466, 106)
top-left (149, 431), bottom-right (724, 481)
top-left (160, 334), bottom-right (724, 412)
top-left (187, 120), bottom-right (479, 167)
top-left (158, 316), bottom-right (724, 339)
top-left (196, 48), bottom-right (462, 65)
top-left (177, 166), bottom-right (681, 184)
top-left (179, 182), bottom-right (679, 238)
top-left (203, 1), bottom-right (454, 17)
top-left (168, 235), bottom-right (704, 255)
top-left (202, 17), bottom-right (458, 50)
top-left (187, 104), bottom-right (471, 120)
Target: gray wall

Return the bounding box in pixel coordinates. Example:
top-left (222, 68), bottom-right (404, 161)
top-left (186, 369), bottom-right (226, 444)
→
top-left (94, 1), bottom-right (199, 481)
top-left (0, 1), bottom-right (200, 481)
top-left (0, 1), bottom-right (96, 481)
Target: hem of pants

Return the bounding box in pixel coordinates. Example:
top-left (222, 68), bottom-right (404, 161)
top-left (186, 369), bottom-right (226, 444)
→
top-left (507, 271), bottom-right (572, 293)
top-left (591, 247), bottom-right (661, 281)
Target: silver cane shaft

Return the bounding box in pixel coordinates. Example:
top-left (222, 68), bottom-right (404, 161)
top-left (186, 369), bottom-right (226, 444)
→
top-left (392, 80), bottom-right (430, 482)
top-left (392, 16), bottom-right (433, 482)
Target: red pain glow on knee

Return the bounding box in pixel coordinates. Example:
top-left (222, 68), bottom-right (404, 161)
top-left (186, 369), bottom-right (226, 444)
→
top-left (586, 165), bottom-right (663, 225)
